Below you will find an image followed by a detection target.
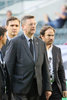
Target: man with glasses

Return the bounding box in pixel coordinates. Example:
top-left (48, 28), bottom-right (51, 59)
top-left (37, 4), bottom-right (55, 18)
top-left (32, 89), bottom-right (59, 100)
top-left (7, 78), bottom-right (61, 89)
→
top-left (5, 15), bottom-right (52, 100)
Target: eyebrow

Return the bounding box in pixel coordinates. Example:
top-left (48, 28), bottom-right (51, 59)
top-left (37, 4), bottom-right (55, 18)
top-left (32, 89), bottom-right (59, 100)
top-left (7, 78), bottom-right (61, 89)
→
top-left (10, 24), bottom-right (19, 26)
top-left (46, 34), bottom-right (54, 36)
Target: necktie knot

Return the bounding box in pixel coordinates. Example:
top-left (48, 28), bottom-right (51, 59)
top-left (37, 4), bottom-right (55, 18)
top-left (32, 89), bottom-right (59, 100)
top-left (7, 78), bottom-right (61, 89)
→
top-left (29, 39), bottom-right (32, 42)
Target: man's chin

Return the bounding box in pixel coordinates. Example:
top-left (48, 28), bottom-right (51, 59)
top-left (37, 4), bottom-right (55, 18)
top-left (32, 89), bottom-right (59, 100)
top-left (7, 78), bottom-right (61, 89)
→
top-left (47, 43), bottom-right (52, 46)
top-left (31, 32), bottom-right (35, 35)
top-left (3, 42), bottom-right (6, 45)
top-left (12, 32), bottom-right (17, 35)
top-left (12, 33), bottom-right (16, 36)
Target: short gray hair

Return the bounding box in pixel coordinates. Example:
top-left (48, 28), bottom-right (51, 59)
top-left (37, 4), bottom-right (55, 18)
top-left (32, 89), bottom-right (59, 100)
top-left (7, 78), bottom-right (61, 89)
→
top-left (21, 15), bottom-right (35, 25)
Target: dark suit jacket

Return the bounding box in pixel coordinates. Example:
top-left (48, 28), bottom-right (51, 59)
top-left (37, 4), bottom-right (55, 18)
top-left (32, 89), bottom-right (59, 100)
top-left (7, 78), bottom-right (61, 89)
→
top-left (1, 39), bottom-right (11, 100)
top-left (0, 62), bottom-right (3, 100)
top-left (2, 39), bottom-right (9, 58)
top-left (0, 59), bottom-right (8, 100)
top-left (5, 34), bottom-right (52, 96)
top-left (52, 45), bottom-right (66, 95)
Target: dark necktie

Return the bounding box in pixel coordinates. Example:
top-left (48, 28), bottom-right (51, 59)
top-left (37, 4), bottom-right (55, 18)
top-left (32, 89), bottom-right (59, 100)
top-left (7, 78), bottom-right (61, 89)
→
top-left (29, 39), bottom-right (33, 56)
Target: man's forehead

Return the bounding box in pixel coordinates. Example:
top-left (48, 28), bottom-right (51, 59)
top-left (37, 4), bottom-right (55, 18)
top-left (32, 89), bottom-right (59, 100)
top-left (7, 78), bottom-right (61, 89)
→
top-left (26, 18), bottom-right (36, 22)
top-left (25, 19), bottom-right (36, 25)
top-left (8, 20), bottom-right (20, 25)
top-left (9, 20), bottom-right (19, 23)
top-left (45, 28), bottom-right (55, 33)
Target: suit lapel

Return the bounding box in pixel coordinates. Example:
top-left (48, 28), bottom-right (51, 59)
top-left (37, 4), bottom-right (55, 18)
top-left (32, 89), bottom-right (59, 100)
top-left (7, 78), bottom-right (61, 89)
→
top-left (21, 34), bottom-right (34, 62)
top-left (52, 45), bottom-right (57, 79)
top-left (33, 37), bottom-right (39, 63)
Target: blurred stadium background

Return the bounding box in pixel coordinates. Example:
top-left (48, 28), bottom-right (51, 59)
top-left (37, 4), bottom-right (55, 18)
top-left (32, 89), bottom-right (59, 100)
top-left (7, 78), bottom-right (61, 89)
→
top-left (0, 0), bottom-right (67, 23)
top-left (0, 0), bottom-right (67, 93)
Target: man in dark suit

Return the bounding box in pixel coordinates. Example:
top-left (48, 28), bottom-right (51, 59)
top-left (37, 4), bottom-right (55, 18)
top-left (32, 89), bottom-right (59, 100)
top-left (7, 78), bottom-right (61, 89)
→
top-left (2, 16), bottom-right (20, 58)
top-left (5, 15), bottom-right (52, 100)
top-left (40, 25), bottom-right (67, 100)
top-left (0, 27), bottom-right (7, 100)
top-left (1, 16), bottom-right (20, 100)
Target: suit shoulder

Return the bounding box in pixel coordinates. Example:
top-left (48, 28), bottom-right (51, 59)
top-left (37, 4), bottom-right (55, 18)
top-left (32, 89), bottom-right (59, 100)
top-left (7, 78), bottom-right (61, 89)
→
top-left (34, 36), bottom-right (45, 45)
top-left (11, 34), bottom-right (23, 43)
top-left (53, 45), bottom-right (61, 52)
top-left (34, 37), bottom-right (46, 52)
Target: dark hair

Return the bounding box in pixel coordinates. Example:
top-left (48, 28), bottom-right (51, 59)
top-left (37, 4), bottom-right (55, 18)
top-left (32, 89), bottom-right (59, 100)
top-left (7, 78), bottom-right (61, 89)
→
top-left (0, 26), bottom-right (7, 36)
top-left (6, 16), bottom-right (20, 26)
top-left (21, 15), bottom-right (35, 25)
top-left (40, 25), bottom-right (55, 38)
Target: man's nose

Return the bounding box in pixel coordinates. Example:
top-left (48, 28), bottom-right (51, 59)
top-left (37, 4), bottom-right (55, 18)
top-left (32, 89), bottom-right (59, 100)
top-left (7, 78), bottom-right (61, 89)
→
top-left (13, 25), bottom-right (17, 28)
top-left (32, 24), bottom-right (36, 27)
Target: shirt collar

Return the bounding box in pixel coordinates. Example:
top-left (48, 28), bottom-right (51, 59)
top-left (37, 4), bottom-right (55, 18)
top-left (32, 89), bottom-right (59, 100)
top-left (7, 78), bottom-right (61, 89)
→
top-left (7, 31), bottom-right (12, 41)
top-left (49, 45), bottom-right (52, 51)
top-left (47, 45), bottom-right (53, 58)
top-left (24, 33), bottom-right (34, 42)
top-left (47, 45), bottom-right (53, 52)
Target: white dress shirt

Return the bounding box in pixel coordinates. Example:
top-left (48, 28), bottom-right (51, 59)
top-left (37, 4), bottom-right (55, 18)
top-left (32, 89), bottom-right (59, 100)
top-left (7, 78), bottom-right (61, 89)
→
top-left (47, 45), bottom-right (54, 84)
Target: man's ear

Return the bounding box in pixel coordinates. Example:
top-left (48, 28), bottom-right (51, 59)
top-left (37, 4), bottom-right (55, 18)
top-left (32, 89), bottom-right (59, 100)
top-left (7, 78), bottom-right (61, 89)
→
top-left (0, 36), bottom-right (3, 40)
top-left (40, 35), bottom-right (43, 39)
top-left (22, 24), bottom-right (24, 29)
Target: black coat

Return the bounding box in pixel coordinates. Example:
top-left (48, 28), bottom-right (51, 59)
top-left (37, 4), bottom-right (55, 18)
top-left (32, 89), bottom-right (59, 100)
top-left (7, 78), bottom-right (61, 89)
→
top-left (1, 39), bottom-right (11, 100)
top-left (0, 61), bottom-right (8, 100)
top-left (5, 34), bottom-right (52, 96)
top-left (2, 39), bottom-right (9, 58)
top-left (52, 45), bottom-right (66, 95)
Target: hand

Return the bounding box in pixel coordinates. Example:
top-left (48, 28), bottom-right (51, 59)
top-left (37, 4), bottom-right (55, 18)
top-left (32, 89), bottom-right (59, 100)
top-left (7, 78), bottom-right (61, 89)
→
top-left (63, 91), bottom-right (67, 98)
top-left (45, 91), bottom-right (52, 100)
